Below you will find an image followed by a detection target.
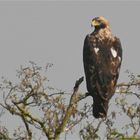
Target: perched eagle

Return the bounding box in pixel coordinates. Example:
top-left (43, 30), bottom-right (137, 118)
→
top-left (83, 16), bottom-right (122, 118)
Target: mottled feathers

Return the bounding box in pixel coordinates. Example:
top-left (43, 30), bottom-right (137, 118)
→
top-left (83, 16), bottom-right (122, 118)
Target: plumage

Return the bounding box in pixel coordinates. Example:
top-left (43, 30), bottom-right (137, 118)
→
top-left (83, 16), bottom-right (122, 118)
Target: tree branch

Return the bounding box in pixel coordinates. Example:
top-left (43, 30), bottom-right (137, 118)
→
top-left (21, 115), bottom-right (32, 140)
top-left (54, 77), bottom-right (84, 140)
top-left (116, 81), bottom-right (140, 87)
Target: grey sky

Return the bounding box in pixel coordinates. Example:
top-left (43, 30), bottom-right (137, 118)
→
top-left (0, 1), bottom-right (140, 140)
top-left (0, 1), bottom-right (140, 88)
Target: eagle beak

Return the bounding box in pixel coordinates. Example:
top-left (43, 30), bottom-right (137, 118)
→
top-left (91, 20), bottom-right (100, 27)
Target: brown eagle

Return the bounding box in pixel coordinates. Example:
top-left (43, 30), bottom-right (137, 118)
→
top-left (83, 16), bottom-right (122, 118)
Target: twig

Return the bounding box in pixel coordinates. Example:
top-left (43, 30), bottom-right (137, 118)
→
top-left (116, 81), bottom-right (140, 87)
top-left (21, 116), bottom-right (32, 140)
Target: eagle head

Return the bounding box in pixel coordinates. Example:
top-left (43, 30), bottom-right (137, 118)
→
top-left (91, 16), bottom-right (110, 30)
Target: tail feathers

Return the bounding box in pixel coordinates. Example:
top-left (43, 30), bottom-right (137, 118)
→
top-left (92, 99), bottom-right (109, 118)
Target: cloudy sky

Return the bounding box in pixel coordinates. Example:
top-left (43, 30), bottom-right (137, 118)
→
top-left (0, 1), bottom-right (140, 139)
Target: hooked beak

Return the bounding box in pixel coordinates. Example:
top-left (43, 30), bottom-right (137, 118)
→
top-left (91, 19), bottom-right (100, 27)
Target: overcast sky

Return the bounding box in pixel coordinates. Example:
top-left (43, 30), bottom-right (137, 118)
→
top-left (0, 1), bottom-right (140, 89)
top-left (0, 1), bottom-right (140, 139)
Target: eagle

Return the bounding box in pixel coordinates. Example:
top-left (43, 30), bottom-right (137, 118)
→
top-left (83, 16), bottom-right (122, 118)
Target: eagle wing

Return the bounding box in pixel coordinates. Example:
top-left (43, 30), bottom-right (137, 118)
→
top-left (83, 34), bottom-right (122, 99)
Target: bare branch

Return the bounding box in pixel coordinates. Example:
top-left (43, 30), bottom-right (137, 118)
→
top-left (116, 80), bottom-right (140, 87)
top-left (54, 77), bottom-right (84, 140)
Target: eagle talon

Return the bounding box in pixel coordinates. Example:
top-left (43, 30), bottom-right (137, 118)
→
top-left (99, 112), bottom-right (105, 117)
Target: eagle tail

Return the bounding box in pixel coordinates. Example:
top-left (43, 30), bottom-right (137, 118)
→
top-left (92, 97), bottom-right (109, 118)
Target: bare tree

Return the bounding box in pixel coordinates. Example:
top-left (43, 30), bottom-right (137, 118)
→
top-left (0, 62), bottom-right (140, 140)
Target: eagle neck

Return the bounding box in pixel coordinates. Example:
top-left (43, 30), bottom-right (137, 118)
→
top-left (94, 27), bottom-right (114, 41)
